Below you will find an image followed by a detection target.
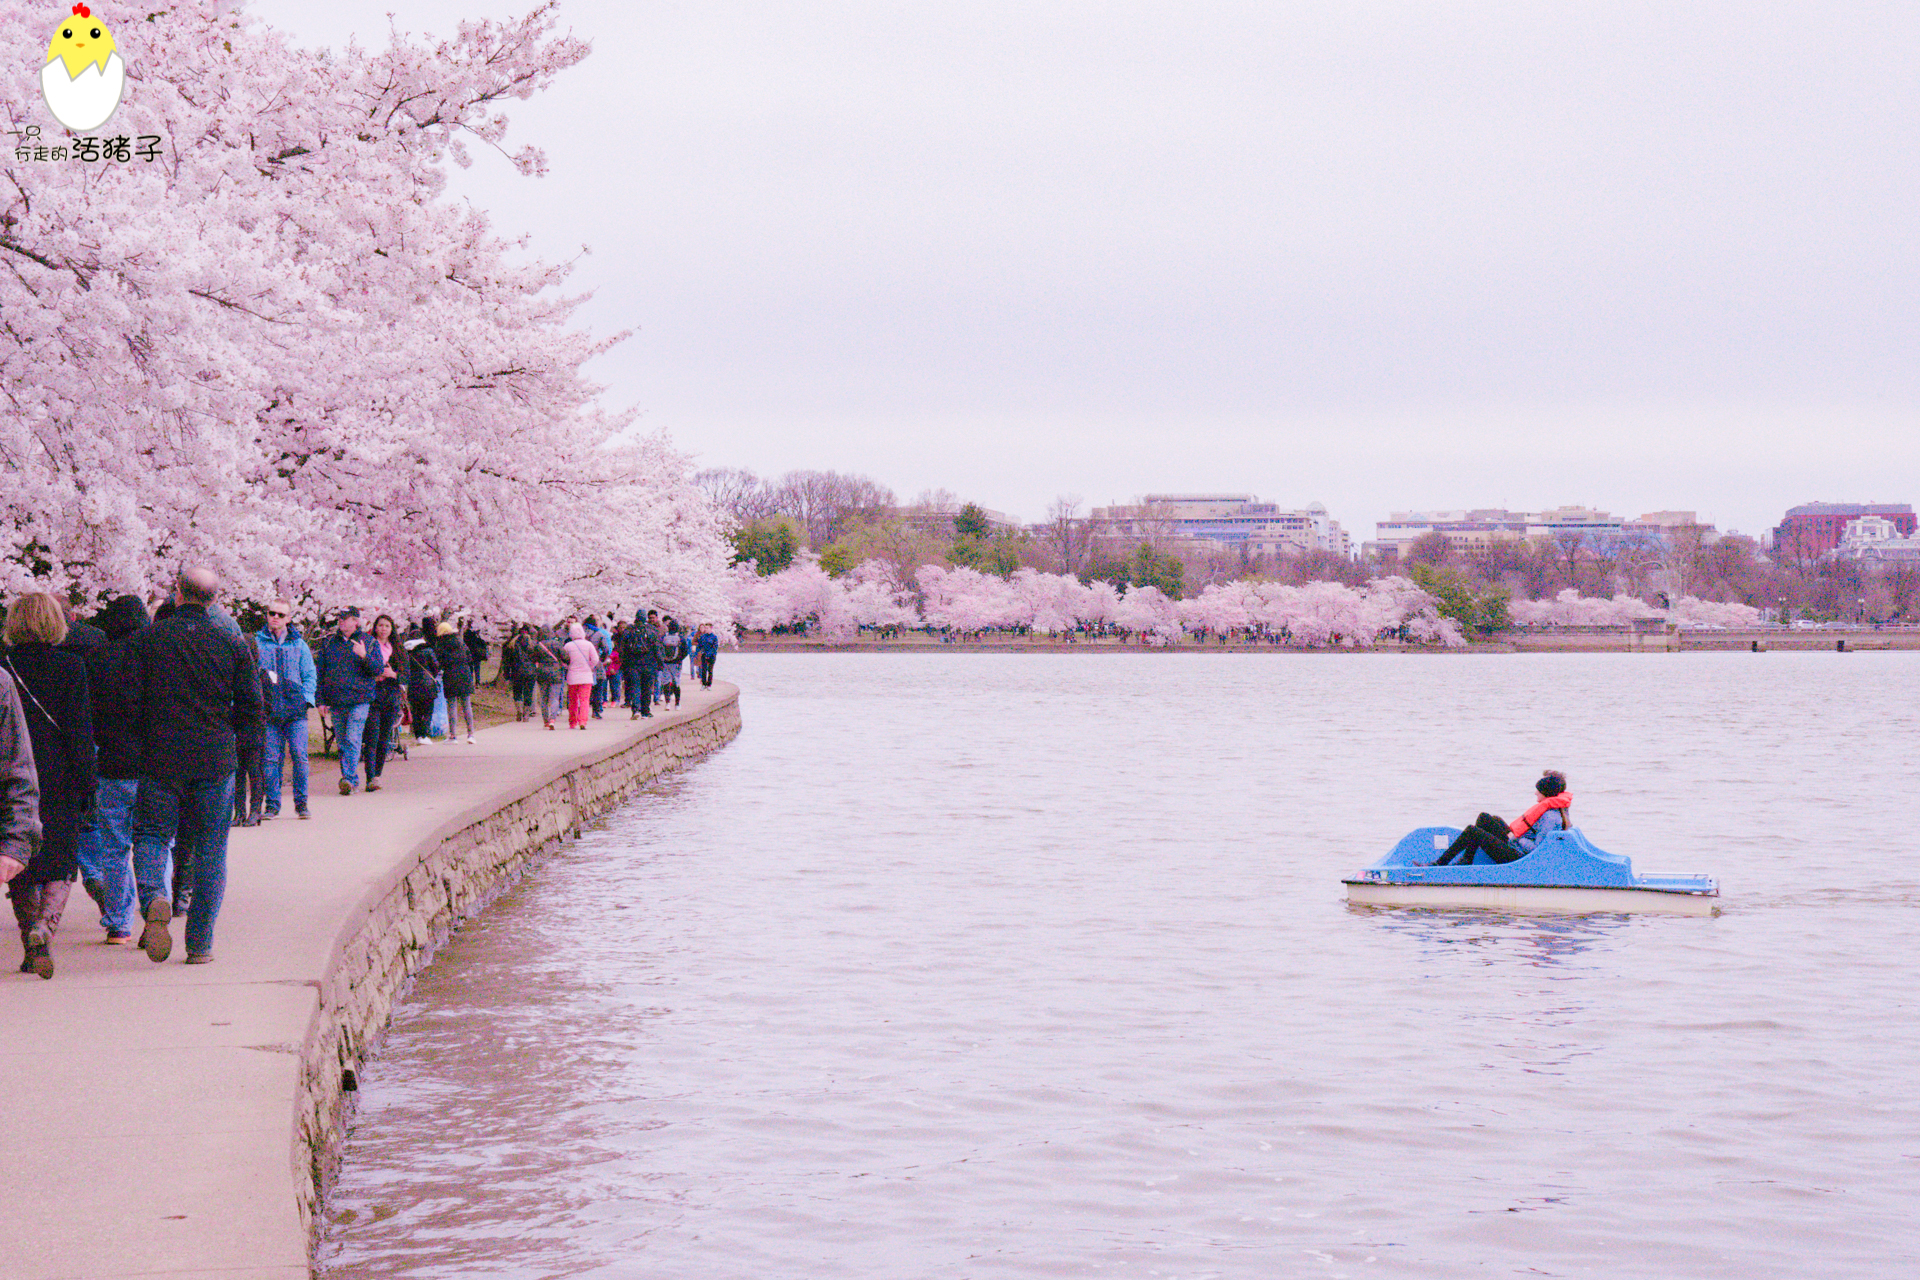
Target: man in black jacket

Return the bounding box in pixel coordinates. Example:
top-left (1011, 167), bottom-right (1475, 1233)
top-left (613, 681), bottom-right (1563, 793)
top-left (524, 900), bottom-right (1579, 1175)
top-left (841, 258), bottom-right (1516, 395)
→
top-left (617, 609), bottom-right (660, 719)
top-left (314, 608), bottom-right (381, 794)
top-left (74, 594), bottom-right (148, 943)
top-left (121, 568), bottom-right (262, 964)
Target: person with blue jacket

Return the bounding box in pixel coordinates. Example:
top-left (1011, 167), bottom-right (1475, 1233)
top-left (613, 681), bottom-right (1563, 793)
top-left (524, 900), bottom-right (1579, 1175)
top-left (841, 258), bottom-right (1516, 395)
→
top-left (1433, 771), bottom-right (1571, 866)
top-left (314, 607), bottom-right (381, 796)
top-left (692, 623), bottom-right (720, 689)
top-left (253, 599), bottom-right (316, 819)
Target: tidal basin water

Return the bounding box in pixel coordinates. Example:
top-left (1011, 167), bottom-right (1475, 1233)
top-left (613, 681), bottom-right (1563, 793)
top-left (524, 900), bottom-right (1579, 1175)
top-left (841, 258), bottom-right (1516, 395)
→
top-left (319, 652), bottom-right (1920, 1278)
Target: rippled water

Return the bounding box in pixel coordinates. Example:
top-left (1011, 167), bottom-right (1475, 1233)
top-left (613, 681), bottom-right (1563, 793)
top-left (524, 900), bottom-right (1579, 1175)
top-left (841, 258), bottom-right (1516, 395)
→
top-left (319, 653), bottom-right (1920, 1278)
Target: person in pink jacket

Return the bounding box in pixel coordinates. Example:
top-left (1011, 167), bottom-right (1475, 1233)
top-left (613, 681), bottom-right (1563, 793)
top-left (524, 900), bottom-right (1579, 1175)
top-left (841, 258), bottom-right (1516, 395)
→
top-left (561, 622), bottom-right (600, 730)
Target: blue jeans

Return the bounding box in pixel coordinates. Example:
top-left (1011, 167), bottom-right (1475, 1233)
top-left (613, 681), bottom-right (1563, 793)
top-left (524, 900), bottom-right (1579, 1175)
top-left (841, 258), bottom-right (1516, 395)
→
top-left (133, 774), bottom-right (235, 956)
top-left (263, 716), bottom-right (309, 810)
top-left (75, 778), bottom-right (139, 935)
top-left (331, 703), bottom-right (370, 786)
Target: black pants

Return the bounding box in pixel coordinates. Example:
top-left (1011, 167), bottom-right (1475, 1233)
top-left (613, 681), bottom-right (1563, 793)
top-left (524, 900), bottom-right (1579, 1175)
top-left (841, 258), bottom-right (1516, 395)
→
top-left (630, 669), bottom-right (654, 715)
top-left (367, 696), bottom-right (400, 781)
top-left (233, 744), bottom-right (265, 820)
top-left (408, 690), bottom-right (436, 740)
top-left (696, 653), bottom-right (715, 688)
top-left (1436, 813), bottom-right (1526, 865)
top-left (511, 675), bottom-right (535, 708)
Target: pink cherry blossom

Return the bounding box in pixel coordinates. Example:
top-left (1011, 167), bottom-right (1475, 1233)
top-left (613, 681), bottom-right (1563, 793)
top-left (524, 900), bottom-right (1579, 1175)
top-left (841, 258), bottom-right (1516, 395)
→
top-left (1, 2), bottom-right (731, 617)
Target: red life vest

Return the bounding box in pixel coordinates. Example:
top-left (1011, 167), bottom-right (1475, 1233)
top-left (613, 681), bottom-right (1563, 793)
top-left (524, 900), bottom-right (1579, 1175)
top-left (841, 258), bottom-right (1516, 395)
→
top-left (1509, 794), bottom-right (1572, 839)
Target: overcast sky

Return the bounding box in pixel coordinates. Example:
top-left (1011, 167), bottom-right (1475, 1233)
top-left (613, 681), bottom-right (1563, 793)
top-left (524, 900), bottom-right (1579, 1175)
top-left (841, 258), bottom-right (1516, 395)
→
top-left (251, 0), bottom-right (1919, 539)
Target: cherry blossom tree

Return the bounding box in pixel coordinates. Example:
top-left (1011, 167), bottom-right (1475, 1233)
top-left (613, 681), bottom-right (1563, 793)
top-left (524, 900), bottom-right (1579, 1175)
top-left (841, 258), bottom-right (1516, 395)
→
top-left (725, 562), bottom-right (1469, 647)
top-left (1, 2), bottom-right (731, 616)
top-left (1507, 589), bottom-right (1760, 629)
top-left (1111, 583), bottom-right (1182, 643)
top-left (1509, 589), bottom-right (1661, 627)
top-left (840, 559), bottom-right (919, 632)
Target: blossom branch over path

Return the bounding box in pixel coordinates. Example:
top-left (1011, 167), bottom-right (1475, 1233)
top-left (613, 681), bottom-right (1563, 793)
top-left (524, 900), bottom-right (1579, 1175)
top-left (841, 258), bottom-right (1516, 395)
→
top-left (0, 2), bottom-right (729, 617)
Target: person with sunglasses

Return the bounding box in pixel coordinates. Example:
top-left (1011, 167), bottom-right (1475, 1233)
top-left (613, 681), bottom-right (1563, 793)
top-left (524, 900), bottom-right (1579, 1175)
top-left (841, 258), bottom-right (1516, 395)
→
top-left (253, 599), bottom-right (316, 819)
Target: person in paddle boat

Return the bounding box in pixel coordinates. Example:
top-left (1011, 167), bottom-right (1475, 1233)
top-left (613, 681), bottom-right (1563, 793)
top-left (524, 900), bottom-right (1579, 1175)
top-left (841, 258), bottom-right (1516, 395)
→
top-left (1431, 771), bottom-right (1571, 866)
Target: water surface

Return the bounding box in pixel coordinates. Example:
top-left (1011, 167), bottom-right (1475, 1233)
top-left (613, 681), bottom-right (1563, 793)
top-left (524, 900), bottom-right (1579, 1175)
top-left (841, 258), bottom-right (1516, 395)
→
top-left (320, 652), bottom-right (1920, 1278)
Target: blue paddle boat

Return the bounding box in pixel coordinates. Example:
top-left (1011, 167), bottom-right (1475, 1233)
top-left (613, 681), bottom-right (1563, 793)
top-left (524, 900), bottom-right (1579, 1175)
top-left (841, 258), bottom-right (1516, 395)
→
top-left (1345, 825), bottom-right (1720, 916)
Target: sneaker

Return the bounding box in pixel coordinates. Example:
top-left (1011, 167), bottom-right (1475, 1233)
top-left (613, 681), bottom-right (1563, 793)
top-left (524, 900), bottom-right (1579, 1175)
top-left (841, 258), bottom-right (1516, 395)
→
top-left (140, 898), bottom-right (173, 963)
top-left (262, 806), bottom-right (280, 820)
top-left (466, 734), bottom-right (475, 744)
top-left (366, 780), bottom-right (382, 792)
top-left (24, 927), bottom-right (52, 980)
top-left (104, 932), bottom-right (132, 946)
top-left (339, 778), bottom-right (353, 796)
top-left (184, 953), bottom-right (214, 965)
top-left (416, 738), bottom-right (433, 747)
top-left (296, 803), bottom-right (310, 820)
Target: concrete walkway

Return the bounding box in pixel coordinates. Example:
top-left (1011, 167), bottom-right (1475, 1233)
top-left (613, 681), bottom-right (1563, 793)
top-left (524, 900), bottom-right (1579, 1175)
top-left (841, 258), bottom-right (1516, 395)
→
top-left (0, 683), bottom-right (737, 1280)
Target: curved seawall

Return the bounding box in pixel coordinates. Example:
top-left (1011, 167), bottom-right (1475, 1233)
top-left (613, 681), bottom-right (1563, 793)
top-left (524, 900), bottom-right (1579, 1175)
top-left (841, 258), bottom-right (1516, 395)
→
top-left (0, 683), bottom-right (740, 1280)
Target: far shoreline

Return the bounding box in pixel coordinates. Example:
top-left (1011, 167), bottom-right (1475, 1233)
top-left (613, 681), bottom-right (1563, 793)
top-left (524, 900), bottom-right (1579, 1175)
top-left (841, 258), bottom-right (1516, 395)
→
top-left (736, 629), bottom-right (1920, 655)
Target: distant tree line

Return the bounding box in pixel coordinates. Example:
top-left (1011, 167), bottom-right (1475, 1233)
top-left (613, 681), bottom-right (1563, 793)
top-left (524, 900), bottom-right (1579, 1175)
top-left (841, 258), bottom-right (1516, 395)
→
top-left (1392, 528), bottom-right (1920, 624)
top-left (698, 468), bottom-right (1920, 626)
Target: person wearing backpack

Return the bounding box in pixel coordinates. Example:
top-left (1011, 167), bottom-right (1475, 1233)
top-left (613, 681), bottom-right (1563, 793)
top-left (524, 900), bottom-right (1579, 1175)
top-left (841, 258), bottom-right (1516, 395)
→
top-left (531, 625), bottom-right (567, 730)
top-left (658, 619), bottom-right (688, 709)
top-left (616, 614), bottom-right (658, 719)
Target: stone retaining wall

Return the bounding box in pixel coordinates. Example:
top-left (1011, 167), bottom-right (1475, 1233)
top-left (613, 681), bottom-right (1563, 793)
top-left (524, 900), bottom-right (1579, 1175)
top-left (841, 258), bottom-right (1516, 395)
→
top-left (292, 693), bottom-right (742, 1240)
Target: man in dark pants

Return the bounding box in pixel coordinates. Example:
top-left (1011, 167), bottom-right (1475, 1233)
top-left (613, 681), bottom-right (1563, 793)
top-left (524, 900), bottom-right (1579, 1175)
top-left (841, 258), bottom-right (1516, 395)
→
top-left (121, 567), bottom-right (263, 964)
top-left (693, 623), bottom-right (719, 689)
top-left (617, 611), bottom-right (659, 719)
top-left (1433, 773), bottom-right (1571, 866)
top-left (314, 608), bottom-right (380, 793)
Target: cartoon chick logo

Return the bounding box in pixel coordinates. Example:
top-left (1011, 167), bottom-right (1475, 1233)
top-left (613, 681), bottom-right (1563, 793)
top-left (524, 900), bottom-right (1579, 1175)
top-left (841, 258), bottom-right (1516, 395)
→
top-left (41, 3), bottom-right (125, 133)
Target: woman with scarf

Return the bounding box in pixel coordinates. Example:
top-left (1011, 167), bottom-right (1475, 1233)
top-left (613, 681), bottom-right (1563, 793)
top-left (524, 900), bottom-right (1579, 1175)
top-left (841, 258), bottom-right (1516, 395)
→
top-left (1432, 771), bottom-right (1571, 867)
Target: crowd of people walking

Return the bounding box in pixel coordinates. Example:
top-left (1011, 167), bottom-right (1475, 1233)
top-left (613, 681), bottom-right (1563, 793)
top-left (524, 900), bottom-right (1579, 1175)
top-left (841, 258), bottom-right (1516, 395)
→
top-left (0, 568), bottom-right (724, 981)
top-left (497, 612), bottom-right (719, 730)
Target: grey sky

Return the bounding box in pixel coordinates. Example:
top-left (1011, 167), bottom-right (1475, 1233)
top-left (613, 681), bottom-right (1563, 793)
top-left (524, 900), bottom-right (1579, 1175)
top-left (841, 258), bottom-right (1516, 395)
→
top-left (251, 0), bottom-right (1918, 540)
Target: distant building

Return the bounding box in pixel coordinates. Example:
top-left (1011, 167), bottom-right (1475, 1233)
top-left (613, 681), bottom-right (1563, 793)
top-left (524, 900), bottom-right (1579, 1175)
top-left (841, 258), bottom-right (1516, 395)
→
top-left (1772, 502), bottom-right (1915, 561)
top-left (901, 501), bottom-right (1020, 536)
top-left (1368, 506), bottom-right (1717, 561)
top-left (1832, 515), bottom-right (1920, 564)
top-left (1090, 494), bottom-right (1350, 558)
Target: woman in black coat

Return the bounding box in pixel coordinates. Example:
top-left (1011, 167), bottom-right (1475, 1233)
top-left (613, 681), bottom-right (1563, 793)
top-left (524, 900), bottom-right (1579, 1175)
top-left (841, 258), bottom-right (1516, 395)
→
top-left (403, 632), bottom-right (441, 744)
top-left (3, 593), bottom-right (97, 978)
top-left (433, 621), bottom-right (476, 743)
